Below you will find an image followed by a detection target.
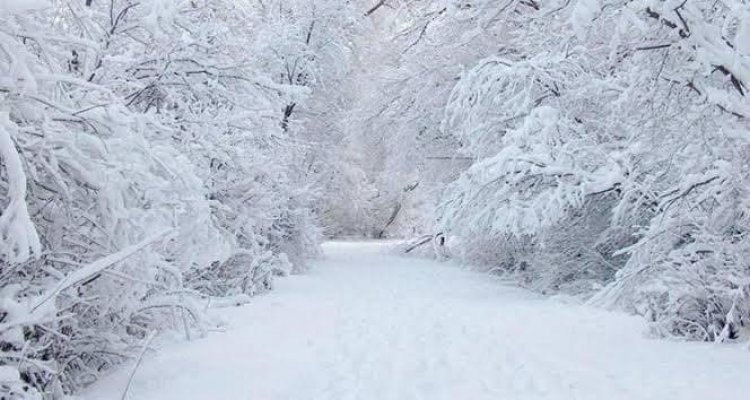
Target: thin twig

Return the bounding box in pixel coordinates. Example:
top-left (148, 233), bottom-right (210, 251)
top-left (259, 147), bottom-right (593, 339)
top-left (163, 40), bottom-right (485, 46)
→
top-left (121, 331), bottom-right (157, 400)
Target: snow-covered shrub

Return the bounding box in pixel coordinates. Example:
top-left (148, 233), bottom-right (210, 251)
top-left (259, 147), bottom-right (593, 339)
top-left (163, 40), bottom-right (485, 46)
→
top-left (0, 3), bottom-right (227, 393)
top-left (0, 0), bottom-right (348, 395)
top-left (382, 0), bottom-right (750, 341)
top-left (57, 0), bottom-right (326, 285)
top-left (592, 126), bottom-right (750, 341)
top-left (585, 0), bottom-right (750, 341)
top-left (437, 49), bottom-right (629, 295)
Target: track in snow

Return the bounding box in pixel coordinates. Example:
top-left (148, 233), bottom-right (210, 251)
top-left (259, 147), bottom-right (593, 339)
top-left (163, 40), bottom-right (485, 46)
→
top-left (84, 241), bottom-right (750, 400)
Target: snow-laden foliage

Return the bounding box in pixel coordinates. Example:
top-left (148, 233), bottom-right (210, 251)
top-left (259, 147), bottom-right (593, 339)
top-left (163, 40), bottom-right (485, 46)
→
top-left (363, 0), bottom-right (750, 343)
top-left (0, 0), bottom-right (360, 396)
top-left (2, 0), bottom-right (749, 395)
top-left (336, 1), bottom-right (479, 238)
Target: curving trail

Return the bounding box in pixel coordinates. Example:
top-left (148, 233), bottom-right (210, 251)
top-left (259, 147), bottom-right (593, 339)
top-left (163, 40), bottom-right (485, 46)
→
top-left (84, 241), bottom-right (750, 400)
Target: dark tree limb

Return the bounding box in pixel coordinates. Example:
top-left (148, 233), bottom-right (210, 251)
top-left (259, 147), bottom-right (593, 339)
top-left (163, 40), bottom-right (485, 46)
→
top-left (403, 235), bottom-right (432, 253)
top-left (364, 0), bottom-right (386, 17)
top-left (281, 102), bottom-right (296, 131)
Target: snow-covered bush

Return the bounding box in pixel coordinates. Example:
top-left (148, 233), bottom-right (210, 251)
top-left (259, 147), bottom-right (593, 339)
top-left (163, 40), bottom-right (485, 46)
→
top-left (591, 122), bottom-right (750, 342)
top-left (0, 0), bottom-right (356, 396)
top-left (437, 47), bottom-right (630, 294)
top-left (0, 2), bottom-right (230, 394)
top-left (374, 0), bottom-right (750, 342)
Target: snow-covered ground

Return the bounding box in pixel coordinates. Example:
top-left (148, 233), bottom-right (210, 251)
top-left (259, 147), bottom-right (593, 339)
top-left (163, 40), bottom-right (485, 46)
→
top-left (83, 241), bottom-right (750, 400)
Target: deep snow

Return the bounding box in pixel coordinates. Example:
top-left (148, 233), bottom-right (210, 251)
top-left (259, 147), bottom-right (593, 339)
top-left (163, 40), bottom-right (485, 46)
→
top-left (83, 241), bottom-right (750, 400)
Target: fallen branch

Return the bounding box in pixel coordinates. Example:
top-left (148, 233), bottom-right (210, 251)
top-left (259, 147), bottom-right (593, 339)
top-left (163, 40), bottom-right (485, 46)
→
top-left (403, 235), bottom-right (433, 254)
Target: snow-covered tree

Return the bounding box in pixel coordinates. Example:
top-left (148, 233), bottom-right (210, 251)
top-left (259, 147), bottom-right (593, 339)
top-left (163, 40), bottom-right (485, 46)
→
top-left (373, 0), bottom-right (750, 341)
top-left (0, 0), bottom-right (363, 396)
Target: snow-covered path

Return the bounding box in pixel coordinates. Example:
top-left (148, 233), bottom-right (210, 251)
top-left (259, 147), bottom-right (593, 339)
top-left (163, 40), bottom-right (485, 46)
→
top-left (84, 242), bottom-right (750, 400)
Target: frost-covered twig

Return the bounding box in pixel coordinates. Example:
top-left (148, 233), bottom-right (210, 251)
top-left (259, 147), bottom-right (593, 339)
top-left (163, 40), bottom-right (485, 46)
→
top-left (120, 331), bottom-right (157, 400)
top-left (31, 229), bottom-right (173, 313)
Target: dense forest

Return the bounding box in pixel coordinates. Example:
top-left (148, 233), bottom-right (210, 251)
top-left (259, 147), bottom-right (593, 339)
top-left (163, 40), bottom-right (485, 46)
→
top-left (1, 0), bottom-right (748, 397)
